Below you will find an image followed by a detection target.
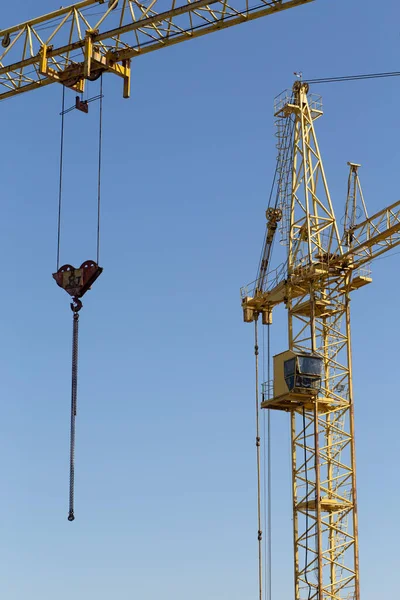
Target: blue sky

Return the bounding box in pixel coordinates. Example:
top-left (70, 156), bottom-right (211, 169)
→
top-left (0, 1), bottom-right (398, 598)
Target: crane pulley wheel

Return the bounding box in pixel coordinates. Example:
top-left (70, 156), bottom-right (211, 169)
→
top-left (1, 33), bottom-right (11, 48)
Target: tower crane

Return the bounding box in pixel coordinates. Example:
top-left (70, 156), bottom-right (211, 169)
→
top-left (0, 0), bottom-right (313, 101)
top-left (241, 81), bottom-right (400, 600)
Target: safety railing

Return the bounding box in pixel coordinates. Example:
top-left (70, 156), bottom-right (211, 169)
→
top-left (261, 380), bottom-right (273, 401)
top-left (274, 89), bottom-right (323, 117)
top-left (240, 260), bottom-right (288, 299)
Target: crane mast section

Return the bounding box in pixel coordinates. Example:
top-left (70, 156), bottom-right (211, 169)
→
top-left (0, 0), bottom-right (314, 101)
top-left (251, 83), bottom-right (363, 600)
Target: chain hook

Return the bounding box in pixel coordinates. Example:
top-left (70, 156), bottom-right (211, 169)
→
top-left (71, 297), bottom-right (83, 313)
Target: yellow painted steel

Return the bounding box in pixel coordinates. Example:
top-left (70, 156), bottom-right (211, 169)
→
top-left (242, 82), bottom-right (400, 599)
top-left (0, 0), bottom-right (313, 100)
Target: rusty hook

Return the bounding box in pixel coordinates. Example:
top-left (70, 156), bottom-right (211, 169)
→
top-left (70, 297), bottom-right (83, 313)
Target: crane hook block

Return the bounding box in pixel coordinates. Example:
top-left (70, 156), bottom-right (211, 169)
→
top-left (53, 260), bottom-right (103, 300)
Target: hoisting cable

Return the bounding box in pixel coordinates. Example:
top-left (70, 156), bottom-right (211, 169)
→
top-left (254, 318), bottom-right (263, 600)
top-left (266, 322), bottom-right (272, 600)
top-left (302, 407), bottom-right (312, 600)
top-left (255, 120), bottom-right (282, 280)
top-left (97, 75), bottom-right (103, 265)
top-left (256, 113), bottom-right (295, 600)
top-left (57, 85), bottom-right (66, 271)
top-left (262, 322), bottom-right (272, 600)
top-left (256, 109), bottom-right (295, 288)
top-left (255, 99), bottom-right (296, 599)
top-left (53, 82), bottom-right (104, 521)
top-left (262, 328), bottom-right (267, 600)
top-left (262, 328), bottom-right (266, 600)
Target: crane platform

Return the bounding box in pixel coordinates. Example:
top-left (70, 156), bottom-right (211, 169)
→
top-left (261, 394), bottom-right (348, 413)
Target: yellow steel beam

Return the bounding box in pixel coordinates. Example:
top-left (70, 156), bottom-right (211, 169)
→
top-left (0, 1), bottom-right (99, 35)
top-left (242, 198), bottom-right (400, 317)
top-left (0, 0), bottom-right (314, 100)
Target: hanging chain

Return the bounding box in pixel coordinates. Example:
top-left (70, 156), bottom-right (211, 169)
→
top-left (68, 307), bottom-right (80, 522)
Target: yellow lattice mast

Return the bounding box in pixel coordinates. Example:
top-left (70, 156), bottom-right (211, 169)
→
top-left (242, 81), bottom-right (400, 599)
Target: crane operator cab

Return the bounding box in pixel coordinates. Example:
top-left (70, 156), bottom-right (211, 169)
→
top-left (262, 350), bottom-right (323, 410)
top-left (283, 352), bottom-right (322, 394)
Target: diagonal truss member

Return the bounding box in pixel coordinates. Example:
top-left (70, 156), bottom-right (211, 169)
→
top-left (0, 0), bottom-right (313, 100)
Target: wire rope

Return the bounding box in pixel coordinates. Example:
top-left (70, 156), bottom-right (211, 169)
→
top-left (254, 319), bottom-right (263, 600)
top-left (305, 70), bottom-right (400, 85)
top-left (56, 80), bottom-right (104, 269)
top-left (262, 328), bottom-right (267, 600)
top-left (372, 249), bottom-right (400, 263)
top-left (266, 323), bottom-right (272, 600)
top-left (97, 75), bottom-right (104, 265)
top-left (255, 111), bottom-right (293, 286)
top-left (57, 85), bottom-right (66, 270)
top-left (302, 407), bottom-right (312, 600)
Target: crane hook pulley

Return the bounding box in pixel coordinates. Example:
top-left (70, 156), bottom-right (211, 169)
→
top-left (53, 261), bottom-right (103, 305)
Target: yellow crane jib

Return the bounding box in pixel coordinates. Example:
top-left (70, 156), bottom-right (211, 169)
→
top-left (0, 0), bottom-right (314, 100)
